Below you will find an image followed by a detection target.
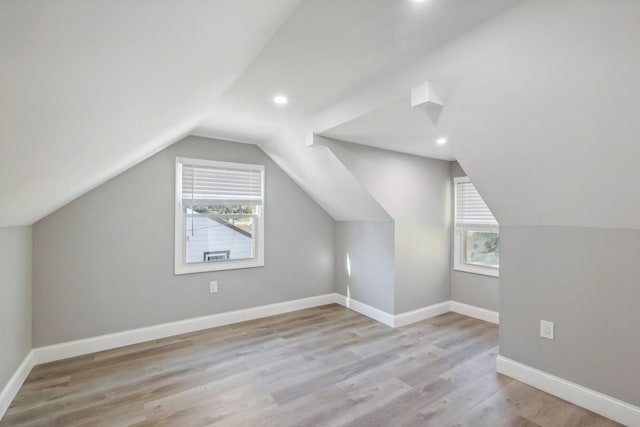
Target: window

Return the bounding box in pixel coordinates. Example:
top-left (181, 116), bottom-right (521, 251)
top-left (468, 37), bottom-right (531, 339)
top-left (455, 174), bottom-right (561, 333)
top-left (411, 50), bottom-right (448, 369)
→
top-left (453, 176), bottom-right (499, 277)
top-left (175, 157), bottom-right (264, 274)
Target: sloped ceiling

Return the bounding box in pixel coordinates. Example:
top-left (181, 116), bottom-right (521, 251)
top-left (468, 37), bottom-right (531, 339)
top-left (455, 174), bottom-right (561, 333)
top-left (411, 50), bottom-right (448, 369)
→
top-left (0, 0), bottom-right (301, 226)
top-left (13, 0), bottom-right (631, 229)
top-left (194, 0), bottom-right (523, 221)
top-left (320, 97), bottom-right (455, 161)
top-left (1, 0), bottom-right (524, 227)
top-left (218, 0), bottom-right (640, 230)
top-left (418, 0), bottom-right (640, 229)
top-left (195, 0), bottom-right (522, 143)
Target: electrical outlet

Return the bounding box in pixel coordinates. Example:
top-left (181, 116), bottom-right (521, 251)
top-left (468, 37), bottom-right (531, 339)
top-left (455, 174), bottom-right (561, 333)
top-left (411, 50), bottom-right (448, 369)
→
top-left (209, 281), bottom-right (218, 294)
top-left (540, 320), bottom-right (554, 340)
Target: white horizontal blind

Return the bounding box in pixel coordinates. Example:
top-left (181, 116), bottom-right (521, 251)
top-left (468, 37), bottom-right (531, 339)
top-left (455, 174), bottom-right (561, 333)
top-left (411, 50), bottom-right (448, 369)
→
top-left (182, 162), bottom-right (263, 205)
top-left (455, 180), bottom-right (497, 227)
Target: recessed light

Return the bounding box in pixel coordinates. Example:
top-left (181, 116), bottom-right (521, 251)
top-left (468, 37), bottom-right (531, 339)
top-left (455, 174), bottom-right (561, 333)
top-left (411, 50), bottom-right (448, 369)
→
top-left (436, 137), bottom-right (447, 145)
top-left (273, 95), bottom-right (288, 105)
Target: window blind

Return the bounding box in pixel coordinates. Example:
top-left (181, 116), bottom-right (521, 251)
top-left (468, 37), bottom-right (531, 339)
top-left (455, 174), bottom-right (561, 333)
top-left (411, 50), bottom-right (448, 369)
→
top-left (455, 180), bottom-right (497, 226)
top-left (181, 163), bottom-right (263, 205)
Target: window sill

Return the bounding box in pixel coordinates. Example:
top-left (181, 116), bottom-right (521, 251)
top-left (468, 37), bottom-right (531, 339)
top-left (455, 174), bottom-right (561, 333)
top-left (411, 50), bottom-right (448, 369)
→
top-left (454, 264), bottom-right (499, 278)
top-left (175, 258), bottom-right (264, 275)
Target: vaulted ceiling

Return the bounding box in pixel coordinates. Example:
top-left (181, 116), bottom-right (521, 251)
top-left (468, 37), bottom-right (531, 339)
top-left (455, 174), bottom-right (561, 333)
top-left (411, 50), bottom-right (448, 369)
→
top-left (195, 0), bottom-right (521, 142)
top-left (0, 0), bottom-right (301, 225)
top-left (0, 0), bottom-right (522, 226)
top-left (4, 0), bottom-right (638, 230)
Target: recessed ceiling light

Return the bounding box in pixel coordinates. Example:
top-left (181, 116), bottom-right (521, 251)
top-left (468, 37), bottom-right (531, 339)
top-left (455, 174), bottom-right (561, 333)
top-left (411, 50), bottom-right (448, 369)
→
top-left (436, 137), bottom-right (447, 145)
top-left (273, 95), bottom-right (288, 105)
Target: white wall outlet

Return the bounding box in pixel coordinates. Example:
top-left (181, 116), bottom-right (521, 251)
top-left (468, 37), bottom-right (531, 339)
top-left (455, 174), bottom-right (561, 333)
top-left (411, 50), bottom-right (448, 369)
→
top-left (209, 281), bottom-right (218, 294)
top-left (540, 320), bottom-right (554, 340)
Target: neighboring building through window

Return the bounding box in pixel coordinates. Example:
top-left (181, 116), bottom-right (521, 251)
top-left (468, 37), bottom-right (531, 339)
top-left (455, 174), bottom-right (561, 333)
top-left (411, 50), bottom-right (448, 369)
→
top-left (453, 176), bottom-right (499, 277)
top-left (175, 157), bottom-right (264, 274)
top-left (203, 250), bottom-right (230, 262)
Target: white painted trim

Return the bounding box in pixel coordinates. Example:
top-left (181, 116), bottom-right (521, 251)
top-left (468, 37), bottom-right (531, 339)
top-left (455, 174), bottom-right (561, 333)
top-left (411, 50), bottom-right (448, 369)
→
top-left (332, 296), bottom-right (499, 328)
top-left (497, 355), bottom-right (640, 427)
top-left (451, 301), bottom-right (499, 324)
top-left (33, 294), bottom-right (336, 365)
top-left (0, 350), bottom-right (34, 421)
top-left (174, 157), bottom-right (265, 275)
top-left (453, 176), bottom-right (500, 279)
top-left (394, 301), bottom-right (451, 327)
top-left (332, 294), bottom-right (395, 327)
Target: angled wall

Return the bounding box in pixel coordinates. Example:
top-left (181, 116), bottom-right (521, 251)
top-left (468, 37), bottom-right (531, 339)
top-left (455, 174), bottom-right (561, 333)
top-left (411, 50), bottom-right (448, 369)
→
top-left (32, 136), bottom-right (335, 346)
top-left (327, 139), bottom-right (451, 314)
top-left (260, 127), bottom-right (391, 221)
top-left (0, 0), bottom-right (302, 227)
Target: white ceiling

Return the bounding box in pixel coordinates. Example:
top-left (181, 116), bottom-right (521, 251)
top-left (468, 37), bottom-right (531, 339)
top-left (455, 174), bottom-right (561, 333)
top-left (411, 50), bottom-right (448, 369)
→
top-left (194, 0), bottom-right (523, 147)
top-left (222, 0), bottom-right (522, 115)
top-left (0, 0), bottom-right (300, 226)
top-left (320, 97), bottom-right (455, 161)
top-left (422, 0), bottom-right (640, 229)
top-left (0, 0), bottom-right (525, 226)
top-left (194, 0), bottom-right (522, 221)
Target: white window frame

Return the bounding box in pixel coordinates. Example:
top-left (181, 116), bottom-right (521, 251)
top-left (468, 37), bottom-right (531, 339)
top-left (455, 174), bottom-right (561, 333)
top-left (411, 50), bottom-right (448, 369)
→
top-left (175, 157), bottom-right (265, 275)
top-left (453, 176), bottom-right (499, 277)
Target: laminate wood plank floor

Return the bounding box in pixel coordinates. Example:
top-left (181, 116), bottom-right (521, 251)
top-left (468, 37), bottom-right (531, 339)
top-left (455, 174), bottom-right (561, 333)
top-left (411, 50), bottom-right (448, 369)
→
top-left (1, 304), bottom-right (621, 427)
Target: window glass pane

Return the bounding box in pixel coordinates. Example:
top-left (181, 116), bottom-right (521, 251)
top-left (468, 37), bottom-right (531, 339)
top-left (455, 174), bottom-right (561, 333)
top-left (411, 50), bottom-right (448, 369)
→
top-left (183, 204), bottom-right (257, 264)
top-left (464, 230), bottom-right (499, 268)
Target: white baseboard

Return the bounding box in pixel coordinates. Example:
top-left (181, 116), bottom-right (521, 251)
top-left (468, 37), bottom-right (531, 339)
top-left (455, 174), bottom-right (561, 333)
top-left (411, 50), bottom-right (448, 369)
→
top-left (496, 355), bottom-right (640, 426)
top-left (0, 350), bottom-right (34, 421)
top-left (394, 301), bottom-right (451, 327)
top-left (451, 301), bottom-right (499, 324)
top-left (332, 295), bottom-right (499, 328)
top-left (333, 294), bottom-right (395, 327)
top-left (33, 293), bottom-right (337, 365)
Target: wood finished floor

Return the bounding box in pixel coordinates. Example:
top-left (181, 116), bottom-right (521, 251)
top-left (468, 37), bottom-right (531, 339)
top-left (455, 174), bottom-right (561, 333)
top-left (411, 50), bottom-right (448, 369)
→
top-left (2, 305), bottom-right (621, 427)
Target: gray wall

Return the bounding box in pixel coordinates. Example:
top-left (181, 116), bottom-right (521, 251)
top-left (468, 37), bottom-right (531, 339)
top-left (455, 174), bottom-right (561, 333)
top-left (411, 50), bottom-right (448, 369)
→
top-left (500, 225), bottom-right (640, 406)
top-left (450, 161), bottom-right (499, 312)
top-left (420, 1), bottom-right (640, 408)
top-left (328, 140), bottom-right (451, 314)
top-left (0, 226), bottom-right (32, 390)
top-left (33, 136), bottom-right (335, 347)
top-left (335, 221), bottom-right (395, 314)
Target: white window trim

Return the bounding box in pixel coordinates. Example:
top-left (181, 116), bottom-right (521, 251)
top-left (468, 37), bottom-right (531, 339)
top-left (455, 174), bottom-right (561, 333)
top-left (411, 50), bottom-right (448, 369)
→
top-left (453, 176), bottom-right (499, 278)
top-left (174, 157), bottom-right (265, 275)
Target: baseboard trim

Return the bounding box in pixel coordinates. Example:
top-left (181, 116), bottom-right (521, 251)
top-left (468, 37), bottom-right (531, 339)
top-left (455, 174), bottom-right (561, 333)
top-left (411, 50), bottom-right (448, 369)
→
top-left (0, 350), bottom-right (34, 421)
top-left (451, 301), bottom-right (499, 324)
top-left (394, 301), bottom-right (451, 327)
top-left (332, 296), bottom-right (499, 328)
top-left (333, 294), bottom-right (395, 327)
top-left (33, 293), bottom-right (337, 365)
top-left (496, 355), bottom-right (640, 426)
